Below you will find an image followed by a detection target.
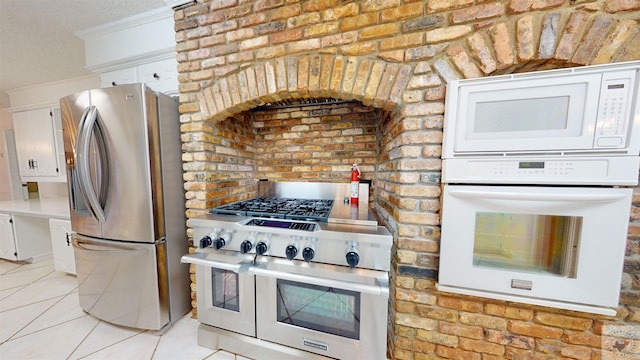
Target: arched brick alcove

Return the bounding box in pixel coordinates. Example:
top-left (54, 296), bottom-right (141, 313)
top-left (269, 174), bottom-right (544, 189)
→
top-left (176, 1), bottom-right (639, 358)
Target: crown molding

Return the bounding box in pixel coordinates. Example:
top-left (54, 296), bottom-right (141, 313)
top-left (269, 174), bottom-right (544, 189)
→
top-left (86, 50), bottom-right (177, 73)
top-left (76, 7), bottom-right (173, 40)
top-left (164, 0), bottom-right (197, 9)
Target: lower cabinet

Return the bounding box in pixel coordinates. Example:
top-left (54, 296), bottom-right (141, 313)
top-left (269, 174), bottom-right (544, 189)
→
top-left (0, 213), bottom-right (52, 262)
top-left (0, 213), bottom-right (16, 260)
top-left (49, 219), bottom-right (76, 275)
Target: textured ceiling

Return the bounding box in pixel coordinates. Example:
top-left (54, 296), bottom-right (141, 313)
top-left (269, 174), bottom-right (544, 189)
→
top-left (0, 0), bottom-right (169, 94)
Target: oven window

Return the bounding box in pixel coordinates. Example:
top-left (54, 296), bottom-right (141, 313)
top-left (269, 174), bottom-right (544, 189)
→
top-left (473, 212), bottom-right (582, 277)
top-left (211, 268), bottom-right (239, 312)
top-left (276, 279), bottom-right (361, 340)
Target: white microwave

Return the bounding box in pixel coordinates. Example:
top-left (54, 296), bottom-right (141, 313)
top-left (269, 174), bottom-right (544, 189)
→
top-left (442, 61), bottom-right (640, 185)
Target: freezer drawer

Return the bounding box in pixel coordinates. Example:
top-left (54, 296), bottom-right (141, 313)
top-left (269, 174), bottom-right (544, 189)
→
top-left (73, 235), bottom-right (169, 330)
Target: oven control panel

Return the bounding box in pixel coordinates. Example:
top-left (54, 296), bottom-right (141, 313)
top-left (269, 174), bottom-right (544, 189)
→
top-left (442, 156), bottom-right (639, 185)
top-left (190, 217), bottom-right (392, 271)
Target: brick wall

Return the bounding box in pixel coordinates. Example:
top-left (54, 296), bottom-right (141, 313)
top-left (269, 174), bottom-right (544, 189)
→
top-left (175, 0), bottom-right (640, 358)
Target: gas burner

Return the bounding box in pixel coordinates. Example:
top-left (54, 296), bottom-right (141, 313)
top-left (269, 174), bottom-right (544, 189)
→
top-left (211, 197), bottom-right (334, 222)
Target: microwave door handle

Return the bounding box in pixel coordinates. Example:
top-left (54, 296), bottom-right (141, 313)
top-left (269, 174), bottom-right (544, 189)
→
top-left (180, 253), bottom-right (253, 273)
top-left (251, 266), bottom-right (388, 296)
top-left (448, 189), bottom-right (627, 202)
top-left (77, 106), bottom-right (107, 223)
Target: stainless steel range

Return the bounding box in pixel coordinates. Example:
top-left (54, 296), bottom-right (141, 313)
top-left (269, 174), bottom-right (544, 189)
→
top-left (182, 182), bottom-right (392, 360)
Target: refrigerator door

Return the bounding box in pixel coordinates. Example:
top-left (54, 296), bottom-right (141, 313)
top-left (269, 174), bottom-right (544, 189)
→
top-left (61, 84), bottom-right (163, 243)
top-left (60, 90), bottom-right (103, 238)
top-left (73, 234), bottom-right (169, 330)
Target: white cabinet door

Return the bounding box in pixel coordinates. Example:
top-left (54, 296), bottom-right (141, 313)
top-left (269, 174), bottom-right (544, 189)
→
top-left (0, 214), bottom-right (17, 261)
top-left (49, 219), bottom-right (75, 274)
top-left (12, 215), bottom-right (52, 262)
top-left (100, 67), bottom-right (137, 88)
top-left (51, 108), bottom-right (67, 182)
top-left (137, 58), bottom-right (178, 95)
top-left (12, 108), bottom-right (61, 180)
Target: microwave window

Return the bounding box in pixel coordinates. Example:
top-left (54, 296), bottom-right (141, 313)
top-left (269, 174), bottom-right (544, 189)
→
top-left (474, 97), bottom-right (570, 133)
top-left (473, 212), bottom-right (582, 277)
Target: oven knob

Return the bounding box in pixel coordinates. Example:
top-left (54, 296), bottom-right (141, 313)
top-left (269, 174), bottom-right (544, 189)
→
top-left (302, 247), bottom-right (315, 262)
top-left (285, 245), bottom-right (298, 260)
top-left (199, 236), bottom-right (213, 248)
top-left (213, 237), bottom-right (226, 250)
top-left (240, 240), bottom-right (253, 254)
top-left (346, 250), bottom-right (360, 268)
top-left (256, 242), bottom-right (269, 255)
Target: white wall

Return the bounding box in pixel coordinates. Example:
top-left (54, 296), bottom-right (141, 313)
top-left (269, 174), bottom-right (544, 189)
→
top-left (0, 93), bottom-right (14, 200)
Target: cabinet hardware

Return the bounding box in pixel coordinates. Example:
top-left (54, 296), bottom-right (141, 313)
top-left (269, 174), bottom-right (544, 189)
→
top-left (111, 81), bottom-right (117, 86)
top-left (66, 233), bottom-right (71, 246)
top-left (153, 73), bottom-right (160, 80)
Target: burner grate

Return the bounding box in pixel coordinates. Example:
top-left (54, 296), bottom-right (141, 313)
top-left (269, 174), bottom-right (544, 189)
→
top-left (211, 197), bottom-right (334, 222)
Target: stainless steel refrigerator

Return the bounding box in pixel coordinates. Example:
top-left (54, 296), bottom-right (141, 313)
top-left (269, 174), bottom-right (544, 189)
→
top-left (59, 84), bottom-right (190, 331)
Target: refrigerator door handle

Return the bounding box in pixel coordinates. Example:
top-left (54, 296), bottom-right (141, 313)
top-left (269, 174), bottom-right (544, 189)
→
top-left (73, 237), bottom-right (145, 254)
top-left (69, 106), bottom-right (91, 212)
top-left (76, 106), bottom-right (110, 223)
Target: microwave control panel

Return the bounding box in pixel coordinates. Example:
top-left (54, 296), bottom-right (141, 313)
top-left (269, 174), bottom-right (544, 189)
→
top-left (594, 72), bottom-right (633, 148)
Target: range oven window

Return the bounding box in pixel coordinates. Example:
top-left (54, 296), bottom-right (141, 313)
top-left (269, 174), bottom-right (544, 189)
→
top-left (473, 212), bottom-right (582, 277)
top-left (211, 268), bottom-right (239, 312)
top-left (276, 279), bottom-right (361, 339)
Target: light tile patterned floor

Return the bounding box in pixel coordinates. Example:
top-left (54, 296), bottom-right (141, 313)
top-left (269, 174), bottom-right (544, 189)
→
top-left (0, 258), bottom-right (250, 360)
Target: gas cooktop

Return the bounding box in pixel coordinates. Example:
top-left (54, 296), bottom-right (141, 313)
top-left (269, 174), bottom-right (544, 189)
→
top-left (210, 197), bottom-right (334, 222)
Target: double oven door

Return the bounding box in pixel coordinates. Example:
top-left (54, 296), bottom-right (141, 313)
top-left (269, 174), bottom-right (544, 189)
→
top-left (182, 249), bottom-right (390, 360)
top-left (253, 257), bottom-right (389, 360)
top-left (182, 250), bottom-right (256, 336)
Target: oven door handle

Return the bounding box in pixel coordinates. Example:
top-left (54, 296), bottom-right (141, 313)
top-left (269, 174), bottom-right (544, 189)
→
top-left (181, 253), bottom-right (253, 273)
top-left (252, 266), bottom-right (389, 296)
top-left (448, 189), bottom-right (627, 202)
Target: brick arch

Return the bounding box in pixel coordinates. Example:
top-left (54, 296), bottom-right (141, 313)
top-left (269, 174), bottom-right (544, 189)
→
top-left (197, 55), bottom-right (412, 123)
top-left (439, 11), bottom-right (638, 80)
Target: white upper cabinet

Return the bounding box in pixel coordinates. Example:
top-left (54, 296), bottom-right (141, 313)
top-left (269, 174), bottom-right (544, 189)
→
top-left (99, 58), bottom-right (179, 95)
top-left (12, 107), bottom-right (66, 182)
top-left (99, 67), bottom-right (137, 88)
top-left (137, 58), bottom-right (179, 94)
top-left (79, 7), bottom-right (178, 96)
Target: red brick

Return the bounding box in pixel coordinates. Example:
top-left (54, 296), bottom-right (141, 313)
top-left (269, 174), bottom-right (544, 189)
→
top-left (509, 320), bottom-right (563, 339)
top-left (435, 345), bottom-right (481, 360)
top-left (438, 296), bottom-right (483, 312)
top-left (459, 338), bottom-right (505, 355)
top-left (534, 312), bottom-right (593, 331)
top-left (555, 12), bottom-right (589, 61)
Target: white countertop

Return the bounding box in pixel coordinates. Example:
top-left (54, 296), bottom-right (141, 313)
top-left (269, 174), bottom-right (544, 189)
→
top-left (0, 198), bottom-right (70, 219)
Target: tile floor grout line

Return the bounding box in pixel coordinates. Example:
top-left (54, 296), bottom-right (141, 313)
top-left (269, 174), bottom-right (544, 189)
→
top-left (1, 294), bottom-right (67, 343)
top-left (66, 316), bottom-right (102, 360)
top-left (74, 326), bottom-right (155, 359)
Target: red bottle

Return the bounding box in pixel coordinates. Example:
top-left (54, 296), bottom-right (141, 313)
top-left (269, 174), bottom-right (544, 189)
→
top-left (350, 164), bottom-right (361, 205)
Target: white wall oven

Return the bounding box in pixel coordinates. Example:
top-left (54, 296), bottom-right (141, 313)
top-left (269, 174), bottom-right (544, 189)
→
top-left (439, 62), bottom-right (640, 315)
